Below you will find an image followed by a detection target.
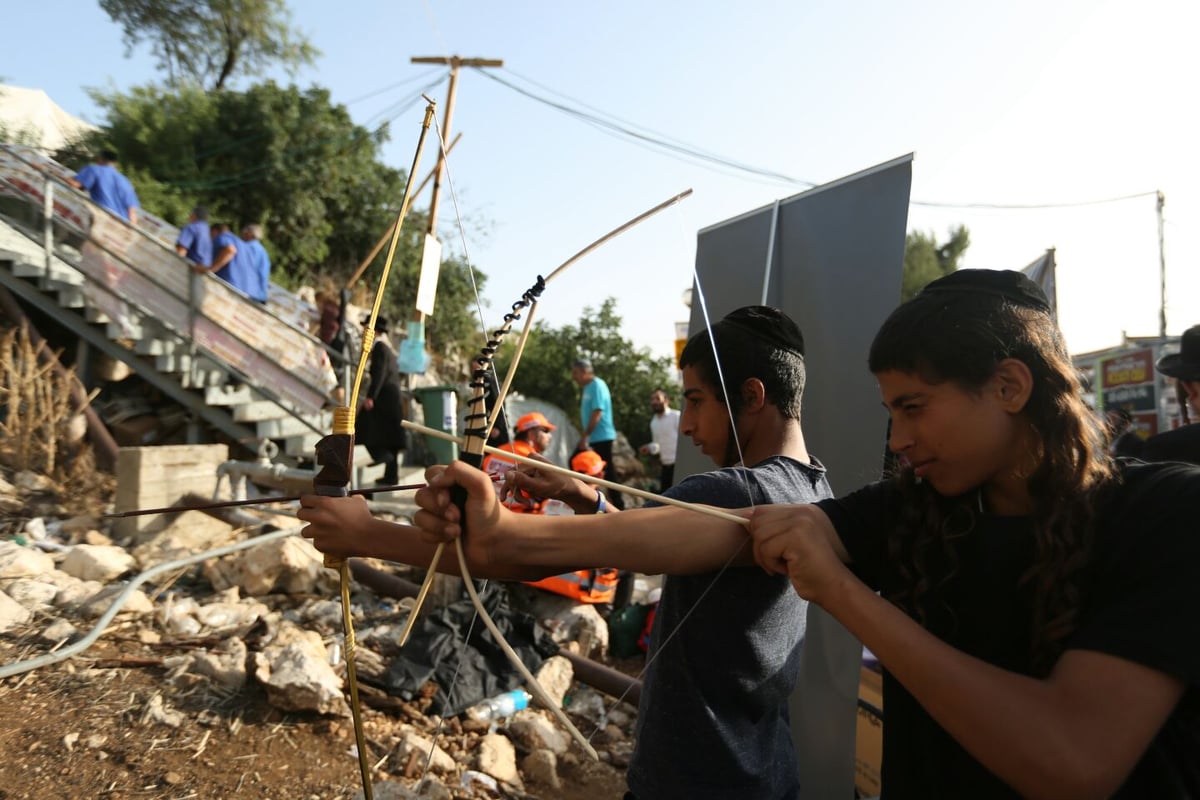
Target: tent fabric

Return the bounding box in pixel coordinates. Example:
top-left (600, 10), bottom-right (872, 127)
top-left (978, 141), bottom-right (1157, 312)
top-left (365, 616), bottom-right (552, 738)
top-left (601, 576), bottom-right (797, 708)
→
top-left (0, 84), bottom-right (97, 151)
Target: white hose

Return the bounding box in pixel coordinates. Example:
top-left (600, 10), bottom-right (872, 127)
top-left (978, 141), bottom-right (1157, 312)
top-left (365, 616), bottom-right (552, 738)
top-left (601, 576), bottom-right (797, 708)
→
top-left (0, 527), bottom-right (299, 679)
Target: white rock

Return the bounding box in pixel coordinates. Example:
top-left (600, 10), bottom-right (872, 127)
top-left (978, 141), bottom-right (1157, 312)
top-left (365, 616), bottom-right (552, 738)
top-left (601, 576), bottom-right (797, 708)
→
top-left (193, 598), bottom-right (269, 631)
top-left (23, 517), bottom-right (47, 541)
top-left (204, 535), bottom-right (337, 597)
top-left (0, 541), bottom-right (56, 579)
top-left (508, 711), bottom-right (569, 756)
top-left (141, 693), bottom-right (184, 727)
top-left (183, 639), bottom-right (249, 690)
top-left (0, 590), bottom-right (32, 632)
top-left (60, 545), bottom-right (136, 583)
top-left (78, 585), bottom-right (153, 619)
top-left (131, 511), bottom-right (235, 567)
top-left (253, 622), bottom-right (347, 715)
top-left (392, 729), bottom-right (455, 774)
top-left (533, 655), bottom-right (574, 711)
top-left (41, 619), bottom-right (79, 643)
top-left (51, 576), bottom-right (103, 609)
top-left (2, 578), bottom-right (59, 609)
top-left (476, 732), bottom-right (522, 788)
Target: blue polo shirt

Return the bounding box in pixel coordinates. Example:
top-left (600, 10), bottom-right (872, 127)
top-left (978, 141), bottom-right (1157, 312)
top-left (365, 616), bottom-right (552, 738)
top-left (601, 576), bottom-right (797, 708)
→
top-left (176, 220), bottom-right (212, 267)
top-left (211, 230), bottom-right (257, 300)
top-left (581, 375), bottom-right (616, 443)
top-left (240, 238), bottom-right (271, 302)
top-left (74, 164), bottom-right (139, 221)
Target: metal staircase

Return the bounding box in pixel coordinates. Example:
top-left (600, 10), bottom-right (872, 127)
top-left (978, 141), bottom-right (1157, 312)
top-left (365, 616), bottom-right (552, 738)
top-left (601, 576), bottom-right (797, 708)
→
top-left (0, 144), bottom-right (383, 484)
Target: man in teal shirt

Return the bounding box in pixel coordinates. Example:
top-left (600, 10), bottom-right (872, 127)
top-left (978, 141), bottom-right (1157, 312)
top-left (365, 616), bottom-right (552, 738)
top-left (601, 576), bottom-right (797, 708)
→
top-left (572, 357), bottom-right (623, 509)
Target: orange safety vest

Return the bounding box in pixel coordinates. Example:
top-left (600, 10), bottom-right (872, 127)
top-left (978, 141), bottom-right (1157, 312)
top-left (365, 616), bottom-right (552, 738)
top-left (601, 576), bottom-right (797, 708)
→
top-left (483, 443), bottom-right (620, 603)
top-left (525, 568), bottom-right (620, 604)
top-left (481, 440), bottom-right (543, 513)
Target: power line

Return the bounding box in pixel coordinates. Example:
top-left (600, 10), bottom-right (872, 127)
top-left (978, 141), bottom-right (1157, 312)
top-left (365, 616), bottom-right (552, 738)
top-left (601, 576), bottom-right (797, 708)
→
top-left (912, 190), bottom-right (1158, 210)
top-left (478, 69), bottom-right (1158, 213)
top-left (476, 68), bottom-right (814, 187)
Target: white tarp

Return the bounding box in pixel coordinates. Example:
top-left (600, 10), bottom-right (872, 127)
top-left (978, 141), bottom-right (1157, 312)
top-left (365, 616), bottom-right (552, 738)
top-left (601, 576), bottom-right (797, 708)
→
top-left (0, 84), bottom-right (97, 152)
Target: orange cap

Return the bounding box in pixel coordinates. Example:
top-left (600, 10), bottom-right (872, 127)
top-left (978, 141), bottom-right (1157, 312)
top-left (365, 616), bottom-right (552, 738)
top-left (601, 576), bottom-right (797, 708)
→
top-left (516, 411), bottom-right (556, 433)
top-left (571, 450), bottom-right (606, 477)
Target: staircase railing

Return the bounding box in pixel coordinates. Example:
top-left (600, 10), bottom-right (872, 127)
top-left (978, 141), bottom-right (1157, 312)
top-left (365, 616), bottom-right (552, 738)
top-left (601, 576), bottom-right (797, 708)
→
top-left (0, 144), bottom-right (339, 419)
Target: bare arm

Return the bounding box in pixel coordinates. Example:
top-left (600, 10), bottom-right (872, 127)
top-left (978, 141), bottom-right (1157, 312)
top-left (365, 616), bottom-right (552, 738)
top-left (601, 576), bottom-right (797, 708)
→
top-left (175, 244), bottom-right (188, 257)
top-left (202, 244), bottom-right (236, 273)
top-left (127, 207), bottom-right (138, 225)
top-left (297, 494), bottom-right (498, 577)
top-left (578, 408), bottom-right (603, 448)
top-left (413, 461), bottom-right (754, 575)
top-left (503, 459), bottom-right (609, 515)
top-left (751, 506), bottom-right (1185, 799)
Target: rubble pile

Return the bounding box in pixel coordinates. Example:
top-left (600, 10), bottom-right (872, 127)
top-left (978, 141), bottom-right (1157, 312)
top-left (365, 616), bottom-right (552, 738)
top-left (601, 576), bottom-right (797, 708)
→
top-left (0, 467), bottom-right (639, 798)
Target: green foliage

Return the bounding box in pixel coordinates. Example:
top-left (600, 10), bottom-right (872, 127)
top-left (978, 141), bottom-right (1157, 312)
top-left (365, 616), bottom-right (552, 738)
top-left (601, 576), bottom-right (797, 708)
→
top-left (494, 298), bottom-right (676, 442)
top-left (58, 82), bottom-right (486, 359)
top-left (99, 0), bottom-right (319, 91)
top-left (902, 224), bottom-right (970, 301)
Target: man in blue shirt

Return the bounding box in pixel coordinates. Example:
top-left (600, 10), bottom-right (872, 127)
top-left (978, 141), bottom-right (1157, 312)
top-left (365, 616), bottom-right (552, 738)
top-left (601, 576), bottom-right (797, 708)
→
top-left (572, 357), bottom-right (623, 509)
top-left (199, 222), bottom-right (266, 303)
top-left (174, 206), bottom-right (212, 269)
top-left (238, 224), bottom-right (271, 304)
top-left (68, 150), bottom-right (140, 224)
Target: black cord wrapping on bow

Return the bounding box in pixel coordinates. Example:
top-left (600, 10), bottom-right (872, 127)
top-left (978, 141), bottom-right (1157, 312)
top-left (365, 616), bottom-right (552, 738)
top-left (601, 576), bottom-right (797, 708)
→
top-left (459, 275), bottom-right (547, 459)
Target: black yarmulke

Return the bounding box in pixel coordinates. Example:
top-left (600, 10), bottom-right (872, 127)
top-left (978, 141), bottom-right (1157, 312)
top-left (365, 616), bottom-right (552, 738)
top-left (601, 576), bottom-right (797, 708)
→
top-left (713, 305), bottom-right (806, 357)
top-left (920, 269), bottom-right (1051, 313)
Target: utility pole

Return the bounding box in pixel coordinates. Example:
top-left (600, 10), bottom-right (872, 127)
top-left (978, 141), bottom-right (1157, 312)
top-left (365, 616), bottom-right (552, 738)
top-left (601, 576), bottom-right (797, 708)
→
top-left (408, 56), bottom-right (503, 321)
top-left (1157, 190), bottom-right (1167, 338)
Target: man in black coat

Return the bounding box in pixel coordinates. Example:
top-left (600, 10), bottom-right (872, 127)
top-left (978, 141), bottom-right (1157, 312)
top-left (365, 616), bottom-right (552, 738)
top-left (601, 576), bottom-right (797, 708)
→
top-left (1124, 325), bottom-right (1200, 465)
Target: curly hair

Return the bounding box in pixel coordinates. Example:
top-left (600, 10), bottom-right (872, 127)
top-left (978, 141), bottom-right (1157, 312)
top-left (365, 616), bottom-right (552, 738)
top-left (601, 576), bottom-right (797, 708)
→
top-left (869, 285), bottom-right (1118, 672)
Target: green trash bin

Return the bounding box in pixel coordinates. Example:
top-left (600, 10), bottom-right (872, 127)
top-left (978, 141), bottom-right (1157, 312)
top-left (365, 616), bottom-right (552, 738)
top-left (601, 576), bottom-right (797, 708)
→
top-left (412, 385), bottom-right (459, 464)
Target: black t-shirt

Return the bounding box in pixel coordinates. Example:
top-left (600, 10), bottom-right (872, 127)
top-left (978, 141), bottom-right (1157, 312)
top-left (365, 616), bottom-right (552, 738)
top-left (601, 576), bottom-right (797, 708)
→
top-left (627, 456), bottom-right (832, 800)
top-left (1138, 423), bottom-right (1200, 466)
top-left (818, 460), bottom-right (1200, 798)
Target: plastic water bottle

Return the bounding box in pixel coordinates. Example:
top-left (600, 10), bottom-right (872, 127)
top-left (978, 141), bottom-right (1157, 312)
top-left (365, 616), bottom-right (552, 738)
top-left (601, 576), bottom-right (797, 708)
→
top-left (465, 689), bottom-right (531, 722)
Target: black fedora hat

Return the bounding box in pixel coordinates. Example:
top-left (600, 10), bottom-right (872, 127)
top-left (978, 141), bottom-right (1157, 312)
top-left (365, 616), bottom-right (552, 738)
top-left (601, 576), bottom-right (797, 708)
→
top-left (1156, 325), bottom-right (1200, 381)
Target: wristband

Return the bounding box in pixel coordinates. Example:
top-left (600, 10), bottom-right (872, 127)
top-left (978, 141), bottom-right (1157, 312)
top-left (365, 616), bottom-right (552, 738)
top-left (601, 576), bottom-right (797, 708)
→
top-left (594, 489), bottom-right (607, 515)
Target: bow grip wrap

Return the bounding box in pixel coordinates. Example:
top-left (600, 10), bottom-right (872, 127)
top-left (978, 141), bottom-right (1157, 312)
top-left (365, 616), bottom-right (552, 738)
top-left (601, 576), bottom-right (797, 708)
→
top-left (450, 451), bottom-right (485, 534)
top-left (314, 407), bottom-right (356, 567)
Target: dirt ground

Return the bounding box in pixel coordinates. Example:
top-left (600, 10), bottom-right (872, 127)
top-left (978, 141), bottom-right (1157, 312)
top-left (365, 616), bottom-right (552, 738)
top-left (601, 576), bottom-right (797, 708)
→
top-left (0, 631), bottom-right (633, 800)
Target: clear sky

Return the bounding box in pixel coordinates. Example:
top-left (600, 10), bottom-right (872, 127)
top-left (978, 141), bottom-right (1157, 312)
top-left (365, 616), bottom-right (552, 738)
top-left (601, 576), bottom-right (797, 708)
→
top-left (5, 0), bottom-right (1198, 360)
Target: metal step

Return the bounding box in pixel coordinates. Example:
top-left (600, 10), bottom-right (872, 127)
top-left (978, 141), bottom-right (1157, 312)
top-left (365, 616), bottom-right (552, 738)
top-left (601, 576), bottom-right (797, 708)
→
top-left (204, 384), bottom-right (255, 406)
top-left (232, 399), bottom-right (305, 423)
top-left (107, 320), bottom-right (143, 340)
top-left (48, 284), bottom-right (86, 308)
top-left (252, 412), bottom-right (331, 440)
top-left (283, 431), bottom-right (322, 457)
top-left (135, 335), bottom-right (186, 356)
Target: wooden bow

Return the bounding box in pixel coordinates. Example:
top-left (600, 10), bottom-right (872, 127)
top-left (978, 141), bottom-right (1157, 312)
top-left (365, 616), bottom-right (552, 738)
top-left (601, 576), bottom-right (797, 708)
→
top-left (311, 98), bottom-right (437, 800)
top-left (396, 175), bottom-right (694, 763)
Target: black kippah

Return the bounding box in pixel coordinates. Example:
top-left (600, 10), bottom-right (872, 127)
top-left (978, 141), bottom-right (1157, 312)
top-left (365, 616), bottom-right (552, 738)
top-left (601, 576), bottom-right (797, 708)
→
top-left (712, 305), bottom-right (805, 357)
top-left (919, 269), bottom-right (1051, 313)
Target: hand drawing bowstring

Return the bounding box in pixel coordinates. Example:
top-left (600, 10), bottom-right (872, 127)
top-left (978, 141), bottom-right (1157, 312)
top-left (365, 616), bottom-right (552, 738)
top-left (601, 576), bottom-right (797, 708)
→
top-left (403, 217), bottom-right (761, 744)
top-left (396, 108), bottom-right (699, 771)
top-left (404, 112), bottom-right (763, 772)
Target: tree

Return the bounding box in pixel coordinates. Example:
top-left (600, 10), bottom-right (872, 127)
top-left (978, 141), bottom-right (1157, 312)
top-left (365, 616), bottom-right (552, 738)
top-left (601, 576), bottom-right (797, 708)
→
top-left (902, 224), bottom-right (970, 301)
top-left (494, 298), bottom-right (677, 442)
top-left (58, 82), bottom-right (487, 361)
top-left (99, 0), bottom-right (319, 91)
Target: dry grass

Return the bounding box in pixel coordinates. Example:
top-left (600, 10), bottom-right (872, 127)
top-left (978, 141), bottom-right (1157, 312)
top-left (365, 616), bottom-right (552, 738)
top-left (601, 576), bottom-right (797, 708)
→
top-left (0, 323), bottom-right (113, 514)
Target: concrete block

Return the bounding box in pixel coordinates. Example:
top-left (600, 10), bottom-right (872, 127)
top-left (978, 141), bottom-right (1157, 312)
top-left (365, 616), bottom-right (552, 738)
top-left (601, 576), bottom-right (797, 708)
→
top-left (115, 443), bottom-right (229, 537)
